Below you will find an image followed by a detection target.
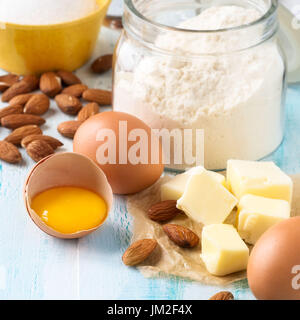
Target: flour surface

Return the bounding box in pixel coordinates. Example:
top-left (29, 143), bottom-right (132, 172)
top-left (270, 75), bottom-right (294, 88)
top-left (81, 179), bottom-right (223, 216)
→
top-left (0, 0), bottom-right (98, 25)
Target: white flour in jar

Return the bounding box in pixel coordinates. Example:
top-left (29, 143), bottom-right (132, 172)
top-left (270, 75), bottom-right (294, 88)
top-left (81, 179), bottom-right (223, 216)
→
top-left (114, 6), bottom-right (285, 170)
top-left (0, 0), bottom-right (98, 25)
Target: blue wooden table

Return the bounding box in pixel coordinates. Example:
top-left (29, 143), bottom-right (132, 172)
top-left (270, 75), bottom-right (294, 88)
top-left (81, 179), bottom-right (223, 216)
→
top-left (0, 5), bottom-right (299, 300)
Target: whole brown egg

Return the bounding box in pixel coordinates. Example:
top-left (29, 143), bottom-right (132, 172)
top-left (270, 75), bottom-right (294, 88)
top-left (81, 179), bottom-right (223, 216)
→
top-left (73, 111), bottom-right (164, 194)
top-left (247, 216), bottom-right (300, 300)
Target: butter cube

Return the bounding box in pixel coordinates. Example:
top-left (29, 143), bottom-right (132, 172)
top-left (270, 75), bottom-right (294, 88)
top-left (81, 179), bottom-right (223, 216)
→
top-left (227, 160), bottom-right (293, 203)
top-left (177, 170), bottom-right (237, 225)
top-left (201, 224), bottom-right (249, 276)
top-left (237, 194), bottom-right (290, 245)
top-left (161, 166), bottom-right (226, 201)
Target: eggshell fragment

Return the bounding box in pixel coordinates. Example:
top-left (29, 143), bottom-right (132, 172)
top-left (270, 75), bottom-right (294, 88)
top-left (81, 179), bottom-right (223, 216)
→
top-left (24, 152), bottom-right (113, 239)
top-left (247, 216), bottom-right (300, 300)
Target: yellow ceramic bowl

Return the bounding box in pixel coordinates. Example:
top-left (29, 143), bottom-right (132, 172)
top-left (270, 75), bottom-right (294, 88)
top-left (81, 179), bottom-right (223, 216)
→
top-left (0, 0), bottom-right (111, 75)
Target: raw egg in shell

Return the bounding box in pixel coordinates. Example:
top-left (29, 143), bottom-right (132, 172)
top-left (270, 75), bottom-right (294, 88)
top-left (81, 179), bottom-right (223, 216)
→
top-left (73, 111), bottom-right (164, 194)
top-left (24, 152), bottom-right (113, 239)
top-left (247, 216), bottom-right (300, 300)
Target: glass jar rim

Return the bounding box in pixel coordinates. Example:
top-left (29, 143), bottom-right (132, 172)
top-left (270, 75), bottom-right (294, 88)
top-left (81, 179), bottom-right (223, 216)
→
top-left (124, 0), bottom-right (278, 34)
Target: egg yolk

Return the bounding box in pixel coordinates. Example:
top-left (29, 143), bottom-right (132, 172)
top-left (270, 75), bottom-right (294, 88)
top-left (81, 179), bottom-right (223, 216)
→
top-left (31, 187), bottom-right (107, 234)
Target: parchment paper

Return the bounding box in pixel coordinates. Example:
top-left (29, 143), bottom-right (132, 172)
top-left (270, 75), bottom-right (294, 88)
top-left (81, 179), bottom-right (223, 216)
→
top-left (126, 174), bottom-right (300, 285)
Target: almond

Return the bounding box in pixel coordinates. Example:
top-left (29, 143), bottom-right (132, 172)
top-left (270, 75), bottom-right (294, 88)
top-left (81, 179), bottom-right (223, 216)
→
top-left (122, 239), bottom-right (158, 266)
top-left (24, 94), bottom-right (50, 115)
top-left (57, 120), bottom-right (83, 138)
top-left (91, 54), bottom-right (113, 74)
top-left (5, 125), bottom-right (42, 145)
top-left (82, 89), bottom-right (112, 105)
top-left (148, 200), bottom-right (184, 222)
top-left (77, 102), bottom-right (99, 121)
top-left (0, 74), bottom-right (20, 84)
top-left (0, 83), bottom-right (10, 92)
top-left (209, 291), bottom-right (234, 300)
top-left (22, 75), bottom-right (40, 91)
top-left (40, 72), bottom-right (62, 97)
top-left (1, 114), bottom-right (45, 129)
top-left (62, 84), bottom-right (88, 98)
top-left (104, 15), bottom-right (123, 29)
top-left (162, 224), bottom-right (199, 248)
top-left (9, 93), bottom-right (34, 106)
top-left (0, 105), bottom-right (23, 121)
top-left (2, 76), bottom-right (38, 102)
top-left (0, 140), bottom-right (22, 164)
top-left (26, 140), bottom-right (54, 162)
top-left (21, 134), bottom-right (63, 149)
top-left (56, 70), bottom-right (81, 86)
top-left (0, 74), bottom-right (20, 92)
top-left (55, 94), bottom-right (82, 115)
top-left (2, 81), bottom-right (31, 102)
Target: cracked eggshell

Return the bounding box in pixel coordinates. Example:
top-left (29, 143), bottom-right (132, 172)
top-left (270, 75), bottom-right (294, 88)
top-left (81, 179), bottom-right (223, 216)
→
top-left (23, 152), bottom-right (113, 239)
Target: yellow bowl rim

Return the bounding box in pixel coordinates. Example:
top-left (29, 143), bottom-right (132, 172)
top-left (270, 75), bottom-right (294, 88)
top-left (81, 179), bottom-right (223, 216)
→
top-left (0, 0), bottom-right (110, 30)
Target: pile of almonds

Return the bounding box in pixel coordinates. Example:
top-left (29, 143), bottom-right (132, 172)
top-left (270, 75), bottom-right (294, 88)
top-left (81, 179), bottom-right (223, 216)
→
top-left (0, 54), bottom-right (113, 164)
top-left (122, 200), bottom-right (199, 265)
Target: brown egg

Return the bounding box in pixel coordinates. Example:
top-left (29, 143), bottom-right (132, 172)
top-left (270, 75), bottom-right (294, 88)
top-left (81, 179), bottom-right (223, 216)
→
top-left (73, 111), bottom-right (164, 194)
top-left (247, 217), bottom-right (300, 300)
top-left (24, 152), bottom-right (113, 239)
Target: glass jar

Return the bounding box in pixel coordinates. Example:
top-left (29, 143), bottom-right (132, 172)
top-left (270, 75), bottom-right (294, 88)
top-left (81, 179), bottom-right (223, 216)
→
top-left (113, 0), bottom-right (286, 171)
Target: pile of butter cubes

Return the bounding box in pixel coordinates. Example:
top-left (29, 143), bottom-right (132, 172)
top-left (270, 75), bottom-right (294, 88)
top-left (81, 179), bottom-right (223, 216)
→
top-left (161, 160), bottom-right (293, 276)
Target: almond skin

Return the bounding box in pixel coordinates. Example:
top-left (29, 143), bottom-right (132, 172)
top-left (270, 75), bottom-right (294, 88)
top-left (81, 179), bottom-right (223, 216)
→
top-left (122, 239), bottom-right (158, 266)
top-left (0, 105), bottom-right (23, 121)
top-left (0, 83), bottom-right (10, 92)
top-left (56, 70), bottom-right (81, 86)
top-left (2, 81), bottom-right (32, 102)
top-left (148, 200), bottom-right (184, 222)
top-left (77, 102), bottom-right (99, 121)
top-left (26, 140), bottom-right (54, 162)
top-left (209, 291), bottom-right (234, 300)
top-left (24, 94), bottom-right (50, 115)
top-left (82, 89), bottom-right (112, 105)
top-left (62, 84), bottom-right (88, 98)
top-left (22, 75), bottom-right (40, 91)
top-left (5, 125), bottom-right (42, 145)
top-left (0, 73), bottom-right (20, 83)
top-left (57, 120), bottom-right (83, 138)
top-left (9, 93), bottom-right (34, 106)
top-left (40, 72), bottom-right (62, 98)
top-left (0, 140), bottom-right (22, 164)
top-left (21, 134), bottom-right (63, 149)
top-left (1, 114), bottom-right (45, 129)
top-left (104, 15), bottom-right (123, 29)
top-left (91, 54), bottom-right (113, 74)
top-left (55, 94), bottom-right (82, 115)
top-left (162, 224), bottom-right (199, 248)
top-left (0, 74), bottom-right (20, 92)
top-left (2, 76), bottom-right (39, 102)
